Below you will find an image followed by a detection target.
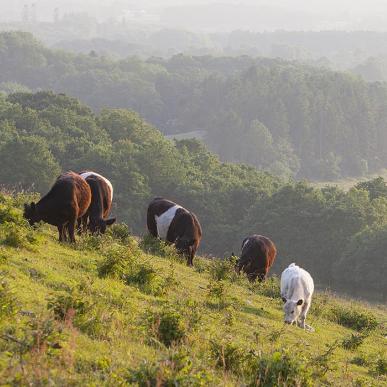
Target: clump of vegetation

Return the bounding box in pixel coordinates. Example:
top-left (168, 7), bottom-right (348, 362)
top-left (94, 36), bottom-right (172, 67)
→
top-left (0, 193), bottom-right (39, 248)
top-left (105, 223), bottom-right (132, 244)
top-left (0, 278), bottom-right (17, 319)
top-left (209, 255), bottom-right (238, 281)
top-left (329, 304), bottom-right (378, 332)
top-left (140, 234), bottom-right (180, 261)
top-left (210, 338), bottom-right (246, 374)
top-left (251, 275), bottom-right (281, 299)
top-left (98, 243), bottom-right (137, 279)
top-left (350, 354), bottom-right (368, 367)
top-left (147, 307), bottom-right (187, 347)
top-left (126, 350), bottom-right (211, 386)
top-left (341, 332), bottom-right (368, 351)
top-left (247, 350), bottom-right (313, 387)
top-left (47, 289), bottom-right (90, 321)
top-left (370, 355), bottom-right (387, 377)
top-left (126, 262), bottom-right (166, 296)
top-left (207, 280), bottom-right (229, 309)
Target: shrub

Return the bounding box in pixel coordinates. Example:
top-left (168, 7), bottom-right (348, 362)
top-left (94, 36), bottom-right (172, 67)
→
top-left (207, 280), bottom-right (228, 308)
top-left (97, 243), bottom-right (138, 279)
top-left (341, 333), bottom-right (368, 351)
top-left (0, 222), bottom-right (38, 248)
top-left (350, 355), bottom-right (368, 367)
top-left (209, 255), bottom-right (238, 281)
top-left (329, 304), bottom-right (378, 332)
top-left (126, 350), bottom-right (212, 386)
top-left (210, 339), bottom-right (246, 374)
top-left (106, 222), bottom-right (132, 244)
top-left (251, 275), bottom-right (281, 299)
top-left (247, 350), bottom-right (313, 387)
top-left (0, 278), bottom-right (17, 319)
top-left (370, 356), bottom-right (387, 376)
top-left (140, 234), bottom-right (179, 260)
top-left (47, 290), bottom-right (90, 321)
top-left (126, 263), bottom-right (166, 296)
top-left (148, 307), bottom-right (186, 347)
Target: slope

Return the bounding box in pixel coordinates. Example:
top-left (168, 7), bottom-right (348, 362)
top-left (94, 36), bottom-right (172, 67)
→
top-left (0, 193), bottom-right (386, 386)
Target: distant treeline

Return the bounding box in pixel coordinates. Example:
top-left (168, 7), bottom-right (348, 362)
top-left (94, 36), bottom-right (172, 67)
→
top-left (0, 91), bottom-right (386, 301)
top-left (2, 32), bottom-right (387, 180)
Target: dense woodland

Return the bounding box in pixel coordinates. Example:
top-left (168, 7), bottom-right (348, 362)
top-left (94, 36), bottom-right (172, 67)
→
top-left (3, 32), bottom-right (387, 180)
top-left (0, 91), bottom-right (386, 301)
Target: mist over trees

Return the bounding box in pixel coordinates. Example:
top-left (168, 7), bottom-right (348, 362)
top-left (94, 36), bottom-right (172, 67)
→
top-left (2, 32), bottom-right (387, 180)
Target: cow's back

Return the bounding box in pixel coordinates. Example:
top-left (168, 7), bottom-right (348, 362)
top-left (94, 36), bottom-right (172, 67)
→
top-left (281, 263), bottom-right (314, 297)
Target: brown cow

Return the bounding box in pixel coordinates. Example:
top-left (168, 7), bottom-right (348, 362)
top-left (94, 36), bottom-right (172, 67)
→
top-left (79, 171), bottom-right (116, 234)
top-left (147, 197), bottom-right (202, 266)
top-left (235, 235), bottom-right (277, 282)
top-left (24, 171), bottom-right (91, 243)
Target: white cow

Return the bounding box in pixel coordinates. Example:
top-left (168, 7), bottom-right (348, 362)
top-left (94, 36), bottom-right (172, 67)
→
top-left (280, 263), bottom-right (314, 331)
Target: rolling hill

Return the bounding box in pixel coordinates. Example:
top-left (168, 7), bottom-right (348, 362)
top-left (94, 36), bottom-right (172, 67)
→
top-left (0, 192), bottom-right (386, 385)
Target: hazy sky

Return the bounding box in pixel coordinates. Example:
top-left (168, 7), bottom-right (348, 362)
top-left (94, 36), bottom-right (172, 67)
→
top-left (2, 0), bottom-right (387, 31)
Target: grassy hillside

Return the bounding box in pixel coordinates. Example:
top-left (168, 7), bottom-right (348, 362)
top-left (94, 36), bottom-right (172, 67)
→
top-left (0, 194), bottom-right (386, 386)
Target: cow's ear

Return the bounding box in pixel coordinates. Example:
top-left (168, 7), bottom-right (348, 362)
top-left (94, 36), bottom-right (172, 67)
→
top-left (297, 299), bottom-right (303, 306)
top-left (30, 202), bottom-right (36, 210)
top-left (282, 297), bottom-right (287, 303)
top-left (105, 217), bottom-right (116, 226)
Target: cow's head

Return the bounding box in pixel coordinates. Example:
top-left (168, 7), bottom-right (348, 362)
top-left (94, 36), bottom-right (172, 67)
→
top-left (88, 217), bottom-right (116, 234)
top-left (23, 202), bottom-right (40, 225)
top-left (175, 237), bottom-right (195, 256)
top-left (282, 298), bottom-right (304, 325)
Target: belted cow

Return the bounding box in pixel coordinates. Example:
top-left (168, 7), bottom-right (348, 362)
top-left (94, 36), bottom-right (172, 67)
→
top-left (147, 198), bottom-right (202, 266)
top-left (79, 171), bottom-right (116, 234)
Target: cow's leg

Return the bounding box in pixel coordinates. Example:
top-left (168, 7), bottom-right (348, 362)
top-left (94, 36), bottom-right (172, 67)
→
top-left (187, 253), bottom-right (194, 267)
top-left (58, 225), bottom-right (65, 242)
top-left (298, 301), bottom-right (311, 329)
top-left (147, 209), bottom-right (158, 237)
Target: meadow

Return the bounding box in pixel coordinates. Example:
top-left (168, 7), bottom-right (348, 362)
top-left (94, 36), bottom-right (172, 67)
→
top-left (0, 192), bottom-right (386, 386)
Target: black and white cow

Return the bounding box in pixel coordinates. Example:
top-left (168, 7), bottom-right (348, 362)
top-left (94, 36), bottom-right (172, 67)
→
top-left (147, 198), bottom-right (202, 266)
top-left (78, 171), bottom-right (116, 234)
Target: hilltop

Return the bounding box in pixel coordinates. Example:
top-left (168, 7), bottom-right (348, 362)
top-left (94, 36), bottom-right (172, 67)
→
top-left (0, 193), bottom-right (386, 385)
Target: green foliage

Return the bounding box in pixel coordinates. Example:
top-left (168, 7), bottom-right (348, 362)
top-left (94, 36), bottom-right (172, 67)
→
top-left (210, 339), bottom-right (246, 374)
top-left (147, 307), bottom-right (186, 347)
top-left (329, 305), bottom-right (378, 332)
top-left (140, 235), bottom-right (180, 261)
top-left (126, 350), bottom-right (211, 386)
top-left (209, 255), bottom-right (238, 281)
top-left (247, 350), bottom-right (313, 387)
top-left (251, 276), bottom-right (281, 299)
top-left (0, 279), bottom-right (17, 319)
top-left (341, 333), bottom-right (368, 351)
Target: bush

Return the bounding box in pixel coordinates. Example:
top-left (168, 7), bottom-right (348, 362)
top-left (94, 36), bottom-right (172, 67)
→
top-left (148, 307), bottom-right (186, 347)
top-left (247, 350), bottom-right (313, 387)
top-left (126, 263), bottom-right (166, 296)
top-left (209, 255), bottom-right (238, 281)
top-left (97, 243), bottom-right (138, 279)
top-left (370, 356), bottom-right (387, 376)
top-left (0, 278), bottom-right (17, 319)
top-left (210, 339), bottom-right (246, 374)
top-left (350, 355), bottom-right (368, 367)
top-left (341, 333), bottom-right (368, 351)
top-left (140, 235), bottom-right (180, 261)
top-left (126, 350), bottom-right (211, 386)
top-left (47, 290), bottom-right (90, 321)
top-left (106, 223), bottom-right (132, 244)
top-left (329, 304), bottom-right (378, 332)
top-left (251, 275), bottom-right (281, 299)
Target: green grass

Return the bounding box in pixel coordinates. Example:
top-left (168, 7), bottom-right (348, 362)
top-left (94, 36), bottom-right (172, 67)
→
top-left (0, 196), bottom-right (386, 385)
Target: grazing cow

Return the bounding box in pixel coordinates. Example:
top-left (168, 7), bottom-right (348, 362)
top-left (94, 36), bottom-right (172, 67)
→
top-left (236, 235), bottom-right (277, 282)
top-left (79, 171), bottom-right (116, 234)
top-left (280, 263), bottom-right (314, 331)
top-left (147, 198), bottom-right (202, 266)
top-left (23, 171), bottom-right (91, 243)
